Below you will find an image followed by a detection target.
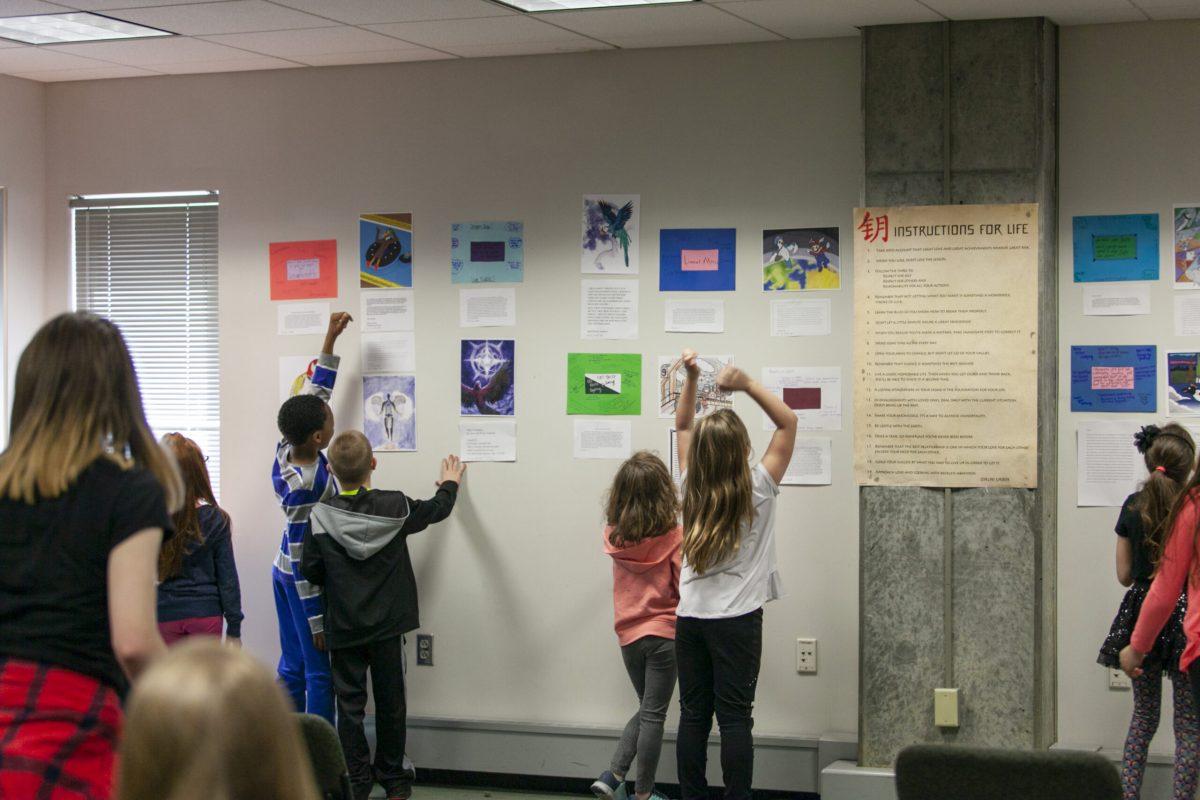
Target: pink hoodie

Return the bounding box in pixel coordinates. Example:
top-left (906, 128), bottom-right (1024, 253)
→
top-left (603, 525), bottom-right (683, 646)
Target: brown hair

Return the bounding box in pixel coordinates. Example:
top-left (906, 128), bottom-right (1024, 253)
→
top-left (681, 409), bottom-right (754, 575)
top-left (117, 640), bottom-right (321, 800)
top-left (328, 431), bottom-right (373, 486)
top-left (0, 312), bottom-right (181, 510)
top-left (605, 451), bottom-right (679, 547)
top-left (159, 434), bottom-right (228, 581)
top-left (1138, 424), bottom-right (1197, 570)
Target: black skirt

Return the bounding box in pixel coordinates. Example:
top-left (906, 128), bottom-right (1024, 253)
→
top-left (1097, 580), bottom-right (1188, 671)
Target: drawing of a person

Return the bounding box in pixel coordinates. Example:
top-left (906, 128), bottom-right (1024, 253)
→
top-left (382, 393), bottom-right (397, 442)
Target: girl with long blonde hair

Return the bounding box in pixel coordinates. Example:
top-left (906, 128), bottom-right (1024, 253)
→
top-left (672, 349), bottom-right (796, 800)
top-left (0, 312), bottom-right (181, 800)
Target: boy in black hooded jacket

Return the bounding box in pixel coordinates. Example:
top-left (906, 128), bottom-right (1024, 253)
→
top-left (302, 430), bottom-right (465, 800)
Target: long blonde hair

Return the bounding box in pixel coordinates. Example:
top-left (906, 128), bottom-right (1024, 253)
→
top-left (682, 409), bottom-right (754, 574)
top-left (0, 312), bottom-right (182, 510)
top-left (117, 640), bottom-right (320, 800)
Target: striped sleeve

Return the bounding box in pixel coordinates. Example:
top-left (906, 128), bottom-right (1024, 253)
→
top-left (305, 352), bottom-right (340, 401)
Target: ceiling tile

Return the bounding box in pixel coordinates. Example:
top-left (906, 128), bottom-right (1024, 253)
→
top-left (1141, 5), bottom-right (1200, 17)
top-left (11, 64), bottom-right (158, 80)
top-left (714, 0), bottom-right (942, 38)
top-left (445, 40), bottom-right (615, 56)
top-left (365, 15), bottom-right (606, 48)
top-left (49, 0), bottom-right (230, 8)
top-left (0, 45), bottom-right (115, 70)
top-left (147, 55), bottom-right (301, 72)
top-left (298, 47), bottom-right (457, 65)
top-left (540, 3), bottom-right (782, 47)
top-left (109, 1), bottom-right (333, 35)
top-left (922, 0), bottom-right (1147, 24)
top-left (269, 0), bottom-right (515, 24)
top-left (45, 35), bottom-right (260, 64)
top-left (0, 0), bottom-right (73, 15)
top-left (204, 25), bottom-right (426, 57)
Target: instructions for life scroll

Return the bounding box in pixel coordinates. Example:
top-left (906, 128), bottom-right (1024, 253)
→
top-left (853, 204), bottom-right (1039, 488)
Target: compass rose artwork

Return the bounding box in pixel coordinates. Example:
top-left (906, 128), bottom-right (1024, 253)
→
top-left (460, 339), bottom-right (515, 416)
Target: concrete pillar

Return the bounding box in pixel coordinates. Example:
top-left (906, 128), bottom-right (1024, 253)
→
top-left (858, 18), bottom-right (1058, 767)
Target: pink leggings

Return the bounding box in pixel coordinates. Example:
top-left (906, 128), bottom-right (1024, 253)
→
top-left (158, 616), bottom-right (223, 646)
top-left (1122, 661), bottom-right (1200, 800)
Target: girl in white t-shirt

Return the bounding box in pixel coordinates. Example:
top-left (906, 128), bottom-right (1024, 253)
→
top-left (672, 349), bottom-right (797, 800)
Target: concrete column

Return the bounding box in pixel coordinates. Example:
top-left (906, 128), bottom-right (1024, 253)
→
top-left (858, 18), bottom-right (1058, 767)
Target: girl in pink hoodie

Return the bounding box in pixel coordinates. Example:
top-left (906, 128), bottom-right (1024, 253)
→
top-left (591, 451), bottom-right (683, 800)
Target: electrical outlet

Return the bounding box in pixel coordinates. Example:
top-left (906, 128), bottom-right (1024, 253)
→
top-left (934, 688), bottom-right (959, 728)
top-left (416, 634), bottom-right (433, 666)
top-left (1109, 669), bottom-right (1131, 690)
top-left (796, 638), bottom-right (817, 674)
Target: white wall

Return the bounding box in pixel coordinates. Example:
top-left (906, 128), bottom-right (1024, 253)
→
top-left (41, 40), bottom-right (863, 738)
top-left (1057, 21), bottom-right (1200, 753)
top-left (0, 74), bottom-right (45, 416)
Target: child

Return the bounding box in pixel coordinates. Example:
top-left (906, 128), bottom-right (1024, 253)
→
top-left (157, 433), bottom-right (243, 646)
top-left (0, 312), bottom-right (180, 800)
top-left (302, 431), bottom-right (465, 800)
top-left (272, 311), bottom-right (351, 723)
top-left (591, 451), bottom-right (683, 800)
top-left (1109, 425), bottom-right (1200, 798)
top-left (672, 349), bottom-right (796, 800)
top-left (116, 639), bottom-right (320, 800)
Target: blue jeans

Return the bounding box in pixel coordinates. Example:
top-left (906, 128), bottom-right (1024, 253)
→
top-left (273, 570), bottom-right (333, 722)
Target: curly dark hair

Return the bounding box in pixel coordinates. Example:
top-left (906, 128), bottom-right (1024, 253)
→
top-left (277, 394), bottom-right (327, 446)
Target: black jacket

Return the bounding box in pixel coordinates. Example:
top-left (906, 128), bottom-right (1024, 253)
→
top-left (301, 482), bottom-right (458, 649)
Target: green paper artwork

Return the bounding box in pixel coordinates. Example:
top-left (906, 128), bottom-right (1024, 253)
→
top-left (567, 353), bottom-right (642, 415)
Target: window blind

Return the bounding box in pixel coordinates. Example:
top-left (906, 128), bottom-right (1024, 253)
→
top-left (73, 196), bottom-right (221, 494)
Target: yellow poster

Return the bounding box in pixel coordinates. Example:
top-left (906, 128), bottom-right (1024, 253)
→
top-left (853, 203), bottom-right (1039, 488)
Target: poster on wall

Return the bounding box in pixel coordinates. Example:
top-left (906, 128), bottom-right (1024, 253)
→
top-left (460, 420), bottom-right (517, 462)
top-left (762, 227), bottom-right (840, 291)
top-left (854, 203), bottom-right (1039, 488)
top-left (668, 427), bottom-right (681, 483)
top-left (1069, 345), bottom-right (1156, 413)
top-left (762, 366), bottom-right (842, 432)
top-left (1167, 351), bottom-right (1200, 416)
top-left (660, 228), bottom-right (736, 291)
top-left (451, 221), bottom-right (523, 284)
top-left (270, 239), bottom-right (338, 301)
top-left (460, 339), bottom-right (515, 416)
top-left (582, 194), bottom-right (639, 275)
top-left (1072, 214), bottom-right (1159, 283)
top-left (1077, 421), bottom-right (1144, 507)
top-left (657, 354), bottom-right (733, 419)
top-left (363, 374), bottom-right (416, 452)
top-left (1175, 206), bottom-right (1200, 289)
top-left (567, 353), bottom-right (642, 415)
top-left (359, 213), bottom-right (413, 288)
top-left (278, 355), bottom-right (318, 404)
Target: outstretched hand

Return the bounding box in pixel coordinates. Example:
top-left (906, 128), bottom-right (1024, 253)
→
top-left (716, 365), bottom-right (751, 392)
top-left (328, 312), bottom-right (353, 338)
top-left (438, 455), bottom-right (466, 486)
top-left (682, 349), bottom-right (700, 378)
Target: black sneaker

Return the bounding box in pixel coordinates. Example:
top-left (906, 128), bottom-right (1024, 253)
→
top-left (590, 771), bottom-right (624, 800)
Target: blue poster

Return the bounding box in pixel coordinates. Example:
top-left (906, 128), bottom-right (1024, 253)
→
top-left (460, 339), bottom-right (515, 416)
top-left (363, 374), bottom-right (416, 451)
top-left (659, 228), bottom-right (736, 291)
top-left (1072, 214), bottom-right (1159, 283)
top-left (1070, 345), bottom-right (1157, 412)
top-left (451, 221), bottom-right (524, 284)
top-left (360, 213), bottom-right (413, 288)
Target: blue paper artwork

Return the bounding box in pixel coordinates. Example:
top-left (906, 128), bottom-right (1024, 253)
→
top-left (1072, 214), bottom-right (1159, 283)
top-left (363, 375), bottom-right (416, 451)
top-left (659, 228), bottom-right (736, 291)
top-left (451, 221), bottom-right (524, 284)
top-left (461, 339), bottom-right (515, 416)
top-left (1070, 345), bottom-right (1157, 412)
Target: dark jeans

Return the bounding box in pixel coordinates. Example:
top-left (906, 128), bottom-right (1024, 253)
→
top-left (330, 635), bottom-right (412, 794)
top-left (675, 609), bottom-right (763, 800)
top-left (610, 635), bottom-right (678, 794)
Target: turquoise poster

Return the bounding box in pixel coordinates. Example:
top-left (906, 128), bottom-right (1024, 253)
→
top-left (1072, 214), bottom-right (1159, 283)
top-left (451, 221), bottom-right (524, 284)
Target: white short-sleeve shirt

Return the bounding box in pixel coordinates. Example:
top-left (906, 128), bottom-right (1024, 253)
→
top-left (677, 463), bottom-right (783, 619)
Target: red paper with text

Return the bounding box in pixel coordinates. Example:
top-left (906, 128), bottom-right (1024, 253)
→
top-left (270, 239), bottom-right (338, 300)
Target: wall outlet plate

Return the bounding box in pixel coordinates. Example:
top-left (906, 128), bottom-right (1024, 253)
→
top-left (934, 687), bottom-right (959, 728)
top-left (796, 638), bottom-right (817, 674)
top-left (1109, 669), bottom-right (1132, 690)
top-left (416, 633), bottom-right (433, 666)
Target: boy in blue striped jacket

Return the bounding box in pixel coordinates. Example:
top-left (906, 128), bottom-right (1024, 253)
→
top-left (271, 311), bottom-right (351, 723)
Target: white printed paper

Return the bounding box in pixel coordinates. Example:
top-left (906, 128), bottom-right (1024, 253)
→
top-left (361, 289), bottom-right (415, 333)
top-left (279, 355), bottom-right (318, 403)
top-left (287, 258), bottom-right (320, 281)
top-left (1077, 421), bottom-right (1143, 507)
top-left (783, 437), bottom-right (833, 486)
top-left (277, 302), bottom-right (329, 336)
top-left (460, 420), bottom-right (517, 462)
top-left (665, 300), bottom-right (724, 333)
top-left (761, 366), bottom-right (842, 431)
top-left (668, 428), bottom-right (682, 483)
top-left (460, 288), bottom-right (516, 328)
top-left (771, 298), bottom-right (832, 336)
top-left (362, 331), bottom-right (416, 374)
top-left (573, 419), bottom-right (632, 460)
top-left (582, 279), bottom-right (638, 340)
top-left (1083, 284), bottom-right (1151, 316)
top-left (1177, 294), bottom-right (1200, 336)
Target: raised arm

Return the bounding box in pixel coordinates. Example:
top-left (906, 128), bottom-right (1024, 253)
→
top-left (304, 312), bottom-right (352, 401)
top-left (674, 350), bottom-right (701, 471)
top-left (716, 366), bottom-right (797, 485)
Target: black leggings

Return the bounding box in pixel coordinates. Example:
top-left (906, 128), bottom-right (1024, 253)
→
top-left (675, 609), bottom-right (763, 800)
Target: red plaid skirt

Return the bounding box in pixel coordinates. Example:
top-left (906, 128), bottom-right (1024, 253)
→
top-left (0, 658), bottom-right (122, 800)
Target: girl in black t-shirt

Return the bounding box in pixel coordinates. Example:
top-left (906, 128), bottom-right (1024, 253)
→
top-left (1097, 423), bottom-right (1198, 800)
top-left (0, 313), bottom-right (182, 800)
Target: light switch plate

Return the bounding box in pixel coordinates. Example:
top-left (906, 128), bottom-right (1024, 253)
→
top-left (934, 687), bottom-right (959, 728)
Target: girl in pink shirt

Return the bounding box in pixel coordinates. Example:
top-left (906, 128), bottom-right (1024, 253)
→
top-left (591, 451), bottom-right (682, 800)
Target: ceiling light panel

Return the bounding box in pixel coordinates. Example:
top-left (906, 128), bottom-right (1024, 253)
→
top-left (494, 0), bottom-right (696, 11)
top-left (0, 13), bottom-right (171, 45)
